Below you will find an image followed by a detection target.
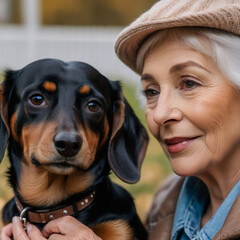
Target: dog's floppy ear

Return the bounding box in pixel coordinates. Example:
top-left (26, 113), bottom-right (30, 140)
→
top-left (0, 71), bottom-right (14, 163)
top-left (0, 82), bottom-right (9, 163)
top-left (108, 82), bottom-right (149, 183)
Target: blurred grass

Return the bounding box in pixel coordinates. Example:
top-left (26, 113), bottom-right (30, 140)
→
top-left (0, 80), bottom-right (172, 225)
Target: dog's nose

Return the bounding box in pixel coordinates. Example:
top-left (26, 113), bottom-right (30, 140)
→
top-left (54, 132), bottom-right (82, 157)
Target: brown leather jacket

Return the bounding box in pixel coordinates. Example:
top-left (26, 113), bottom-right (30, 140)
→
top-left (145, 174), bottom-right (240, 240)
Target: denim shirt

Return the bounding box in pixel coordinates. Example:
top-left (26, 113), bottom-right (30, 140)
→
top-left (171, 177), bottom-right (240, 240)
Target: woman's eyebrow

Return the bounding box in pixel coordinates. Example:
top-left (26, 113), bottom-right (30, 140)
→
top-left (169, 60), bottom-right (211, 74)
top-left (141, 73), bottom-right (154, 82)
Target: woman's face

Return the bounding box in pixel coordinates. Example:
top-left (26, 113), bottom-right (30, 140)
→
top-left (142, 40), bottom-right (240, 177)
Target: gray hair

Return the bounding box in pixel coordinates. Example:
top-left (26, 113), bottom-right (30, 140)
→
top-left (136, 27), bottom-right (240, 89)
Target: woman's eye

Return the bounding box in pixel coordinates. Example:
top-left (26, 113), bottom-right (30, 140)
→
top-left (180, 78), bottom-right (200, 90)
top-left (29, 94), bottom-right (46, 106)
top-left (86, 101), bottom-right (101, 112)
top-left (143, 89), bottom-right (159, 98)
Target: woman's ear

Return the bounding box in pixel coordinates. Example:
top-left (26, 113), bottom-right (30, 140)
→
top-left (108, 82), bottom-right (149, 183)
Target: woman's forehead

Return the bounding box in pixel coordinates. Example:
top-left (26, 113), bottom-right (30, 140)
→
top-left (142, 41), bottom-right (211, 73)
top-left (137, 28), bottom-right (213, 73)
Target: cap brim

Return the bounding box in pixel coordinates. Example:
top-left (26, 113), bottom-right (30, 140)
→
top-left (115, 7), bottom-right (240, 74)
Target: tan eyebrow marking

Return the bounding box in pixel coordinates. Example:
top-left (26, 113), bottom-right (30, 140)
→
top-left (79, 85), bottom-right (91, 95)
top-left (43, 81), bottom-right (57, 92)
top-left (169, 61), bottom-right (211, 74)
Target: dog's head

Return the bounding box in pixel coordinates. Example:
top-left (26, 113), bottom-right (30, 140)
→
top-left (0, 59), bottom-right (148, 190)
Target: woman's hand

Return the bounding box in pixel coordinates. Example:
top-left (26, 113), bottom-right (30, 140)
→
top-left (1, 222), bottom-right (14, 240)
top-left (1, 216), bottom-right (102, 240)
top-left (39, 216), bottom-right (102, 240)
top-left (1, 217), bottom-right (30, 240)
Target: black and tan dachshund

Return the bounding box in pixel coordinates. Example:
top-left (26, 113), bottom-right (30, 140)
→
top-left (0, 59), bottom-right (149, 239)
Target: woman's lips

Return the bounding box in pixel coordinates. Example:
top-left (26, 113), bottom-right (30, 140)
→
top-left (164, 137), bottom-right (197, 153)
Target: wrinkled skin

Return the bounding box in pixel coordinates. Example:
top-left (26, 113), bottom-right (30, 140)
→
top-left (141, 38), bottom-right (240, 222)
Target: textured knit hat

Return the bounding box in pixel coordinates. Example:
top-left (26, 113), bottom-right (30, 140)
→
top-left (115, 0), bottom-right (240, 73)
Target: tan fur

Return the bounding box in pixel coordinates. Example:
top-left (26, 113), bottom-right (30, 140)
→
top-left (110, 96), bottom-right (125, 141)
top-left (85, 127), bottom-right (99, 158)
top-left (99, 118), bottom-right (110, 148)
top-left (21, 122), bottom-right (98, 169)
top-left (19, 163), bottom-right (93, 206)
top-left (10, 111), bottom-right (20, 142)
top-left (43, 81), bottom-right (57, 92)
top-left (91, 220), bottom-right (133, 240)
top-left (21, 122), bottom-right (56, 165)
top-left (0, 84), bottom-right (10, 134)
top-left (18, 121), bottom-right (100, 206)
top-left (73, 122), bottom-right (101, 169)
top-left (79, 85), bottom-right (91, 95)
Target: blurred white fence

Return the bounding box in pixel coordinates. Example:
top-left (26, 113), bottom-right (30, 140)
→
top-left (0, 25), bottom-right (139, 84)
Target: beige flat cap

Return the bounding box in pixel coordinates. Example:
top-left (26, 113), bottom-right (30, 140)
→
top-left (115, 0), bottom-right (240, 73)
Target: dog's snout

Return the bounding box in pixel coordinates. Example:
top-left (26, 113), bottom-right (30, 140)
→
top-left (54, 132), bottom-right (82, 157)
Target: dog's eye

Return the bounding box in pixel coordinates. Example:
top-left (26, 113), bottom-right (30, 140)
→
top-left (29, 94), bottom-right (45, 106)
top-left (86, 101), bottom-right (101, 112)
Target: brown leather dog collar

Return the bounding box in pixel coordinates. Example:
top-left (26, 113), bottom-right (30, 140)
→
top-left (15, 190), bottom-right (96, 224)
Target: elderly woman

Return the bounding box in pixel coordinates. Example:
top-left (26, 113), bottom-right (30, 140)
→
top-left (2, 0), bottom-right (240, 239)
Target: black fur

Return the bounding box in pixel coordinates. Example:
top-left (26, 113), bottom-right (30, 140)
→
top-left (0, 59), bottom-right (148, 239)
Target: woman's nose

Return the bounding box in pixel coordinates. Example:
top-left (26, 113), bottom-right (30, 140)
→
top-left (153, 92), bottom-right (183, 126)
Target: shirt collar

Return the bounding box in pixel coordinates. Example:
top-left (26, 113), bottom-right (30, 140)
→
top-left (171, 177), bottom-right (240, 240)
top-left (171, 177), bottom-right (209, 240)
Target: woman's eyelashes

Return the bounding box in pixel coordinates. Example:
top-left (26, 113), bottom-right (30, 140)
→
top-left (143, 88), bottom-right (159, 99)
top-left (179, 76), bottom-right (201, 91)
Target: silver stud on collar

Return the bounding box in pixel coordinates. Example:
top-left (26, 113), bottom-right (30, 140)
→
top-left (63, 209), bottom-right (68, 215)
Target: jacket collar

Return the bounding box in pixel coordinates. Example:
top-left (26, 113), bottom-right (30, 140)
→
top-left (213, 194), bottom-right (240, 240)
